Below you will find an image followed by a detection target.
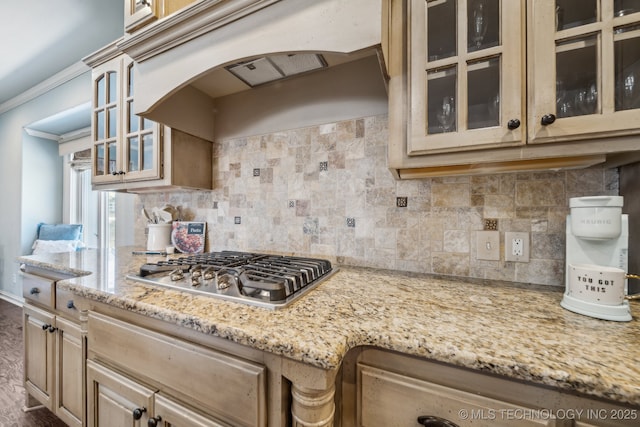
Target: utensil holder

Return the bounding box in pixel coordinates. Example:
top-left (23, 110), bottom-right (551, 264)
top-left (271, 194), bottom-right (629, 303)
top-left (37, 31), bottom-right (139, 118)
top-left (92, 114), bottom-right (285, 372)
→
top-left (147, 223), bottom-right (172, 251)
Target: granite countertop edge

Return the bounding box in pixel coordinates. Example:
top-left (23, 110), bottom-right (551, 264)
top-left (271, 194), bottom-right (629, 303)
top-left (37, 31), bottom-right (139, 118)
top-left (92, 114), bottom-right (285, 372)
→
top-left (17, 250), bottom-right (640, 407)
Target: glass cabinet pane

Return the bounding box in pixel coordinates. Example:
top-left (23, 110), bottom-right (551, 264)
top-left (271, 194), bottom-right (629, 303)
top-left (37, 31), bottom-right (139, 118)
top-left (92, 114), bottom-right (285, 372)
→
top-left (128, 101), bottom-right (139, 133)
top-left (108, 142), bottom-right (117, 174)
top-left (108, 72), bottom-right (117, 104)
top-left (468, 57), bottom-right (500, 129)
top-left (614, 25), bottom-right (640, 111)
top-left (128, 137), bottom-right (139, 172)
top-left (555, 0), bottom-right (597, 31)
top-left (95, 145), bottom-right (105, 176)
top-left (467, 0), bottom-right (499, 52)
top-left (556, 35), bottom-right (598, 118)
top-left (107, 107), bottom-right (118, 138)
top-left (427, 0), bottom-right (457, 61)
top-left (127, 64), bottom-right (134, 97)
top-left (427, 66), bottom-right (457, 134)
top-left (96, 76), bottom-right (105, 107)
top-left (143, 117), bottom-right (154, 130)
top-left (614, 0), bottom-right (640, 17)
top-left (142, 134), bottom-right (154, 171)
top-left (96, 111), bottom-right (105, 140)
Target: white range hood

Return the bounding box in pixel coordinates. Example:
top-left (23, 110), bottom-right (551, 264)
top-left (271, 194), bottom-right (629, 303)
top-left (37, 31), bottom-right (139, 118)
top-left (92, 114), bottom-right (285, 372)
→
top-left (117, 0), bottom-right (384, 141)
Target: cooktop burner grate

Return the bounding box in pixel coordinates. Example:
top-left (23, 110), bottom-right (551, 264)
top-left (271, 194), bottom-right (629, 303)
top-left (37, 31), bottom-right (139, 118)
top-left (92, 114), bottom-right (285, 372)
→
top-left (128, 251), bottom-right (335, 309)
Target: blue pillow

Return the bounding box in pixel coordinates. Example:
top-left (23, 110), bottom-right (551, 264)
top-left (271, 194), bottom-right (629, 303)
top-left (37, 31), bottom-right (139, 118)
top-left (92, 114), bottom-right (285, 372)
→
top-left (37, 223), bottom-right (83, 241)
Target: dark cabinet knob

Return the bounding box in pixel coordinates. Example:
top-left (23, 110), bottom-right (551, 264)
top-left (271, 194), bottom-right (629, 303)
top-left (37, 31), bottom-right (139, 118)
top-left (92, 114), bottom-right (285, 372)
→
top-left (67, 300), bottom-right (75, 309)
top-left (42, 323), bottom-right (50, 331)
top-left (507, 119), bottom-right (521, 130)
top-left (417, 415), bottom-right (460, 427)
top-left (30, 287), bottom-right (40, 295)
top-left (112, 171), bottom-right (119, 176)
top-left (540, 113), bottom-right (556, 125)
top-left (48, 325), bottom-right (57, 333)
top-left (119, 171), bottom-right (126, 175)
top-left (132, 407), bottom-right (147, 420)
top-left (148, 416), bottom-right (162, 427)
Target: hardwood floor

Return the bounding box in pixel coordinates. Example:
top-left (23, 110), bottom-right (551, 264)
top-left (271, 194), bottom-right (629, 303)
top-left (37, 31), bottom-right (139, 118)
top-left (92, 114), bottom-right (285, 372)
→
top-left (0, 298), bottom-right (67, 427)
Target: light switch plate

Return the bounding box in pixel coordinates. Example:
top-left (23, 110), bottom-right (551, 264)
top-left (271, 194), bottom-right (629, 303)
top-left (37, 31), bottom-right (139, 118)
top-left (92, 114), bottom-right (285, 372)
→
top-left (505, 231), bottom-right (530, 262)
top-left (476, 231), bottom-right (500, 260)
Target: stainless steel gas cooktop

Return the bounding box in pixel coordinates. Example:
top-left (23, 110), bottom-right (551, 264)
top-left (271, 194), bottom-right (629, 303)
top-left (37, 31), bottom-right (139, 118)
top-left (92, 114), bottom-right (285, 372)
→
top-left (127, 251), bottom-right (336, 309)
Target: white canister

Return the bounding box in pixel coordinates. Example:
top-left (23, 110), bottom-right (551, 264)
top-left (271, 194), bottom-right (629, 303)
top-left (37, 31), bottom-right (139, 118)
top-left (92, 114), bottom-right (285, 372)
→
top-left (567, 263), bottom-right (639, 306)
top-left (147, 223), bottom-right (172, 251)
top-left (569, 196), bottom-right (623, 240)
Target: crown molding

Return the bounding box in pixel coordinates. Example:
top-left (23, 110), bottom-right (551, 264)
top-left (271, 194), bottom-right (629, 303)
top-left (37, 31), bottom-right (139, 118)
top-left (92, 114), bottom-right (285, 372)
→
top-left (0, 61), bottom-right (89, 115)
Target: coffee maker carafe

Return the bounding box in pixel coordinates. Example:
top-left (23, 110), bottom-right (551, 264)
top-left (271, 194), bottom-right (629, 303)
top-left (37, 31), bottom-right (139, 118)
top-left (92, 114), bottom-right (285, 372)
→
top-left (561, 196), bottom-right (632, 321)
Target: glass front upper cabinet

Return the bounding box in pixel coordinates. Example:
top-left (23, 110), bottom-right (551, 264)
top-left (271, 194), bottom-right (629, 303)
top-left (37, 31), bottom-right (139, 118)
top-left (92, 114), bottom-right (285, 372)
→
top-left (125, 0), bottom-right (161, 33)
top-left (408, 0), bottom-right (524, 154)
top-left (529, 0), bottom-right (640, 143)
top-left (122, 59), bottom-right (162, 182)
top-left (92, 61), bottom-right (121, 184)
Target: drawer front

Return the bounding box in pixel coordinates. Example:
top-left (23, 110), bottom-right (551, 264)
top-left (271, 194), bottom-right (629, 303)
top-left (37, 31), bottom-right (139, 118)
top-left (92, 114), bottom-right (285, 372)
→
top-left (22, 273), bottom-right (55, 309)
top-left (88, 312), bottom-right (266, 427)
top-left (55, 288), bottom-right (88, 320)
top-left (358, 364), bottom-right (554, 427)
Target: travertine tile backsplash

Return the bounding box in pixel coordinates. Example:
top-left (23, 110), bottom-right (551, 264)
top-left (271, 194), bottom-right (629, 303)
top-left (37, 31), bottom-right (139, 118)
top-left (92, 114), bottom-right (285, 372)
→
top-left (137, 114), bottom-right (619, 286)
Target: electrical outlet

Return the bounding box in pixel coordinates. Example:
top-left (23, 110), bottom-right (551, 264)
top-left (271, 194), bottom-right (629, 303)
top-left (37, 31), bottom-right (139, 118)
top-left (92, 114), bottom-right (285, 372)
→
top-left (476, 231), bottom-right (500, 260)
top-left (505, 232), bottom-right (530, 262)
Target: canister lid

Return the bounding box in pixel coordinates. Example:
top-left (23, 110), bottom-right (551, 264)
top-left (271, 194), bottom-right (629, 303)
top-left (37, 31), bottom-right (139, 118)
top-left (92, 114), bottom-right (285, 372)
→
top-left (569, 196), bottom-right (623, 208)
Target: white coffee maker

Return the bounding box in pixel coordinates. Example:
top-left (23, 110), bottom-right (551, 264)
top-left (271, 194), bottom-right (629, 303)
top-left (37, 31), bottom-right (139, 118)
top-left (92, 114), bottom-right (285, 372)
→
top-left (561, 196), bottom-right (631, 321)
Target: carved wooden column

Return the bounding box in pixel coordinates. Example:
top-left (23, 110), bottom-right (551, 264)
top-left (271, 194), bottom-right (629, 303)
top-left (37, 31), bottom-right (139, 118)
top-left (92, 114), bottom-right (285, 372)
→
top-left (291, 383), bottom-right (336, 427)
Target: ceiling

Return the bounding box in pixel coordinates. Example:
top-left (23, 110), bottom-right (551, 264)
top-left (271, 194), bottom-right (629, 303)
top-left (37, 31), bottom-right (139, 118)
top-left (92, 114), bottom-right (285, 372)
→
top-left (0, 0), bottom-right (123, 134)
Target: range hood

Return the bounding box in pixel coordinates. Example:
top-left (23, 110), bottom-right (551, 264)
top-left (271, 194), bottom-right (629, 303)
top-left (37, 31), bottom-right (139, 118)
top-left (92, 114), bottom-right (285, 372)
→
top-left (117, 0), bottom-right (385, 142)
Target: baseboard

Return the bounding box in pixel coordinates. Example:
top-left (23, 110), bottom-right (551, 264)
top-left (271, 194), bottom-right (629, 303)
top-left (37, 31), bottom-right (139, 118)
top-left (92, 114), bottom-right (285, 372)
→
top-left (0, 290), bottom-right (24, 307)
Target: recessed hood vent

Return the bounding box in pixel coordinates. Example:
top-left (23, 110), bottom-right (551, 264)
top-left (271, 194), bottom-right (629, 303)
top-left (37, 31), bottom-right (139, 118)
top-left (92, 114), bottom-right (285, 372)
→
top-left (117, 0), bottom-right (384, 141)
top-left (226, 53), bottom-right (327, 87)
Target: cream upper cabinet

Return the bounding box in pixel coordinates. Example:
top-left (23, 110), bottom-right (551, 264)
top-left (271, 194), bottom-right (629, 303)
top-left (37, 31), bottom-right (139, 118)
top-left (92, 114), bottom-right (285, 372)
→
top-left (387, 0), bottom-right (640, 178)
top-left (85, 40), bottom-right (213, 192)
top-left (407, 0), bottom-right (524, 154)
top-left (90, 53), bottom-right (162, 187)
top-left (528, 0), bottom-right (640, 143)
top-left (125, 0), bottom-right (199, 33)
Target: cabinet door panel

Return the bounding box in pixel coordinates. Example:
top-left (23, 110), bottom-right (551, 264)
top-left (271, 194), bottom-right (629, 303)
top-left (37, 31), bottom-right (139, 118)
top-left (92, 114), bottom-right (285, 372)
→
top-left (408, 0), bottom-right (525, 154)
top-left (154, 394), bottom-right (231, 427)
top-left (55, 317), bottom-right (83, 427)
top-left (358, 364), bottom-right (554, 427)
top-left (87, 360), bottom-right (155, 427)
top-left (23, 304), bottom-right (55, 409)
top-left (528, 0), bottom-right (640, 143)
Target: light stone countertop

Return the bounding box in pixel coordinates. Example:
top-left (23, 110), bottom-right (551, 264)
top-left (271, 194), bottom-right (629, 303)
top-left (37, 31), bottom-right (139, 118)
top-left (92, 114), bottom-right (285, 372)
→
top-left (17, 248), bottom-right (640, 406)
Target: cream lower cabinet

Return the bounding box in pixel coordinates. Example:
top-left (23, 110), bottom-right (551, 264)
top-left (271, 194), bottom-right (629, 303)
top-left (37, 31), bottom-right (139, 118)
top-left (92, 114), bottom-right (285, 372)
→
top-left (87, 311), bottom-right (266, 427)
top-left (23, 305), bottom-right (85, 427)
top-left (87, 360), bottom-right (227, 427)
top-left (341, 348), bottom-right (638, 427)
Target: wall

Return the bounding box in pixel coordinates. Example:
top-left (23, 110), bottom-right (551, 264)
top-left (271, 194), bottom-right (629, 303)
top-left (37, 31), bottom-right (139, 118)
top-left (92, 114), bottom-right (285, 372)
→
top-left (21, 135), bottom-right (63, 255)
top-left (0, 74), bottom-right (90, 300)
top-left (137, 114), bottom-right (620, 287)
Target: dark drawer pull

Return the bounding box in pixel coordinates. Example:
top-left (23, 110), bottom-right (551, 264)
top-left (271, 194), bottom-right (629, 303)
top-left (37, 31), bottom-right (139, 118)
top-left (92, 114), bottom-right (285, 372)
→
top-left (67, 300), bottom-right (75, 309)
top-left (417, 415), bottom-right (460, 427)
top-left (148, 416), bottom-right (162, 427)
top-left (30, 287), bottom-right (40, 295)
top-left (133, 407), bottom-right (146, 420)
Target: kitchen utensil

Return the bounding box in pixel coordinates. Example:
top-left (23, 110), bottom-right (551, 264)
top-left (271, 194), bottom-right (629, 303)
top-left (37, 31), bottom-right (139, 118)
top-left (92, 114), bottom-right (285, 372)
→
top-left (142, 208), bottom-right (154, 223)
top-left (567, 263), bottom-right (640, 306)
top-left (153, 207), bottom-right (172, 223)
